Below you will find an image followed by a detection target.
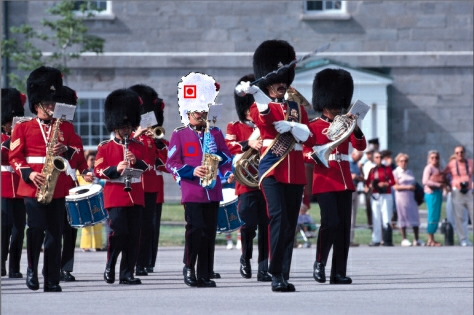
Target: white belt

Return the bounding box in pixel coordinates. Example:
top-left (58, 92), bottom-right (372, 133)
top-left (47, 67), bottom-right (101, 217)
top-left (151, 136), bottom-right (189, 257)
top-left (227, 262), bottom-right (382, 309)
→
top-left (328, 153), bottom-right (349, 162)
top-left (262, 139), bottom-right (302, 151)
top-left (155, 170), bottom-right (163, 176)
top-left (1, 165), bottom-right (13, 172)
top-left (107, 177), bottom-right (141, 184)
top-left (26, 156), bottom-right (46, 164)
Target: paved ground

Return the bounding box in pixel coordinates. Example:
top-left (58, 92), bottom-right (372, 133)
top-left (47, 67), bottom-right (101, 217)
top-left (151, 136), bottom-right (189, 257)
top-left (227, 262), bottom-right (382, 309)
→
top-left (1, 245), bottom-right (472, 315)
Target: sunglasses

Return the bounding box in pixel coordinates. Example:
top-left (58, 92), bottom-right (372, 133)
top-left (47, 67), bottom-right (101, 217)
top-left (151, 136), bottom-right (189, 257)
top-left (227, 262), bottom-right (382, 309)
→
top-left (374, 156), bottom-right (381, 159)
top-left (455, 151), bottom-right (464, 154)
top-left (430, 156), bottom-right (439, 159)
top-left (399, 159), bottom-right (408, 162)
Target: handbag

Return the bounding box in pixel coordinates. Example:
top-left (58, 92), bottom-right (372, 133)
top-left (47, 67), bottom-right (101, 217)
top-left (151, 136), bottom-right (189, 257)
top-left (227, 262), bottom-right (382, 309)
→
top-left (414, 182), bottom-right (424, 206)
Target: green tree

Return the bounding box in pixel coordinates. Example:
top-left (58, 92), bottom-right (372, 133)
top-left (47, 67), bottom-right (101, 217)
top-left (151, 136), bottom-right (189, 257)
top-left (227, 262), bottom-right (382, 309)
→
top-left (2, 0), bottom-right (105, 92)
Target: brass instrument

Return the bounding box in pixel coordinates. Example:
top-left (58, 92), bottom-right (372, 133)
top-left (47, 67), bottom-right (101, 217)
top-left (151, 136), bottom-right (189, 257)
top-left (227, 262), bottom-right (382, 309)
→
top-left (148, 126), bottom-right (165, 139)
top-left (233, 128), bottom-right (260, 188)
top-left (311, 114), bottom-right (357, 168)
top-left (200, 116), bottom-right (222, 190)
top-left (285, 86), bottom-right (311, 108)
top-left (36, 117), bottom-right (68, 204)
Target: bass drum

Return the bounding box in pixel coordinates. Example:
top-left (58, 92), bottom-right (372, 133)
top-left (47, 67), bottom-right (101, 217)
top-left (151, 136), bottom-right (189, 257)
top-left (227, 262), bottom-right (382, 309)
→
top-left (65, 184), bottom-right (107, 228)
top-left (216, 188), bottom-right (244, 233)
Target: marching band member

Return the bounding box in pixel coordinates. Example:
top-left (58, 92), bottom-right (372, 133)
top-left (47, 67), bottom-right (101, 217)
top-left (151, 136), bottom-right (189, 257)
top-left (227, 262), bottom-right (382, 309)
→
top-left (94, 89), bottom-right (149, 285)
top-left (129, 84), bottom-right (169, 275)
top-left (9, 66), bottom-right (80, 292)
top-left (236, 40), bottom-right (312, 292)
top-left (1, 88), bottom-right (27, 279)
top-left (166, 72), bottom-right (233, 288)
top-left (306, 69), bottom-right (366, 285)
top-left (225, 74), bottom-right (271, 282)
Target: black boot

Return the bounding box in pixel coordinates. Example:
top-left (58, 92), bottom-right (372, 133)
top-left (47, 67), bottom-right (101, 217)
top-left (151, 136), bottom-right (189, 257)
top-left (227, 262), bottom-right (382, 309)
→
top-left (313, 261), bottom-right (326, 283)
top-left (271, 273), bottom-right (288, 292)
top-left (239, 257), bottom-right (251, 279)
top-left (183, 265), bottom-right (197, 287)
top-left (1, 261), bottom-right (6, 277)
top-left (26, 267), bottom-right (39, 291)
top-left (383, 223), bottom-right (394, 246)
top-left (104, 268), bottom-right (115, 284)
top-left (135, 266), bottom-right (148, 276)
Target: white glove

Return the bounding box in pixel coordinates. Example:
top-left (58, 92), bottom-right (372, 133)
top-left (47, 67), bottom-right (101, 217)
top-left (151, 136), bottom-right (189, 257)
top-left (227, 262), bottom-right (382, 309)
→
top-left (235, 81), bottom-right (271, 112)
top-left (273, 120), bottom-right (294, 134)
top-left (291, 122), bottom-right (310, 142)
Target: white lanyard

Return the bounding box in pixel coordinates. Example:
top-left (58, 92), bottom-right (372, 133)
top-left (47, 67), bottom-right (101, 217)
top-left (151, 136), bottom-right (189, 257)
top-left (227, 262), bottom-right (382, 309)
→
top-left (36, 118), bottom-right (52, 146)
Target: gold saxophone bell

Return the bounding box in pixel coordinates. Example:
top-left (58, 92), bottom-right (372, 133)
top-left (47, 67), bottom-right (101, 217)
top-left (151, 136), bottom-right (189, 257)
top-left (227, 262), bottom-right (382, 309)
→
top-left (149, 126), bottom-right (165, 139)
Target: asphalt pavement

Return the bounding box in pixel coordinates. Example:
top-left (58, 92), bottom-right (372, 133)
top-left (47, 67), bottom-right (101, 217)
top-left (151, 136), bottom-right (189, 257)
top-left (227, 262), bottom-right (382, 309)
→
top-left (1, 245), bottom-right (473, 315)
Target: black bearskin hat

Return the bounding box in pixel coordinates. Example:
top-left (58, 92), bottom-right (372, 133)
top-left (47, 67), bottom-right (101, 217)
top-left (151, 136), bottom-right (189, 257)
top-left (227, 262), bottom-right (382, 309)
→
top-left (234, 74), bottom-right (255, 121)
top-left (129, 84), bottom-right (164, 126)
top-left (26, 66), bottom-right (63, 114)
top-left (312, 68), bottom-right (354, 112)
top-left (252, 40), bottom-right (296, 92)
top-left (55, 86), bottom-right (78, 106)
top-left (1, 88), bottom-right (26, 125)
top-left (104, 88), bottom-right (142, 133)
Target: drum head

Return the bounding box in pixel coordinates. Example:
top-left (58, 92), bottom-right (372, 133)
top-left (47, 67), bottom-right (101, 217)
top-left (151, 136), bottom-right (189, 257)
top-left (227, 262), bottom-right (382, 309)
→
top-left (66, 184), bottom-right (102, 201)
top-left (220, 188), bottom-right (237, 206)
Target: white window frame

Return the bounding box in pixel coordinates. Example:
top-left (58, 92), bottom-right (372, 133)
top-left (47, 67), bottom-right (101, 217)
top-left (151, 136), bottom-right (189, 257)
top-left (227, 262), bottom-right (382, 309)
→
top-left (301, 1), bottom-right (351, 20)
top-left (73, 1), bottom-right (115, 20)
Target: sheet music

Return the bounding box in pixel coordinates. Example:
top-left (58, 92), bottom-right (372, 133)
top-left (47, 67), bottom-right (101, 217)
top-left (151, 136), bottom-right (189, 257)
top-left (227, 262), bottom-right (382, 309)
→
top-left (53, 103), bottom-right (76, 120)
top-left (121, 168), bottom-right (143, 179)
top-left (140, 111), bottom-right (158, 128)
top-left (348, 100), bottom-right (370, 121)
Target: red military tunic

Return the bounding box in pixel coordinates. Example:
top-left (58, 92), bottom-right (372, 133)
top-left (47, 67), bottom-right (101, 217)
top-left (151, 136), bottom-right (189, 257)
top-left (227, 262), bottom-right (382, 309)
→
top-left (133, 133), bottom-right (160, 193)
top-left (306, 117), bottom-right (367, 194)
top-left (249, 101), bottom-right (310, 185)
top-left (1, 133), bottom-right (21, 198)
top-left (9, 118), bottom-right (80, 198)
top-left (65, 132), bottom-right (89, 191)
top-left (155, 138), bottom-right (169, 204)
top-left (225, 120), bottom-right (259, 195)
top-left (94, 138), bottom-right (148, 208)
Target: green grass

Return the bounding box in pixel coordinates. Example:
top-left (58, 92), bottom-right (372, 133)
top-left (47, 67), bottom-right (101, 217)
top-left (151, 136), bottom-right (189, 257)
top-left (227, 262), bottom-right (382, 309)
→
top-left (68, 201), bottom-right (470, 247)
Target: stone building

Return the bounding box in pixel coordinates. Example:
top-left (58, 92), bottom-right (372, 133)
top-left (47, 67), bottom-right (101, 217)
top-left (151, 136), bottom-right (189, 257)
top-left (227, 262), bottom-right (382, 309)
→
top-left (3, 1), bottom-right (473, 201)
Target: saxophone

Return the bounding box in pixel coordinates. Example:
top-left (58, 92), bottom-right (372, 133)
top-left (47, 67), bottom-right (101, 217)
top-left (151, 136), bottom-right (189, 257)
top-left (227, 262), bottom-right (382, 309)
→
top-left (36, 118), bottom-right (68, 204)
top-left (200, 120), bottom-right (222, 190)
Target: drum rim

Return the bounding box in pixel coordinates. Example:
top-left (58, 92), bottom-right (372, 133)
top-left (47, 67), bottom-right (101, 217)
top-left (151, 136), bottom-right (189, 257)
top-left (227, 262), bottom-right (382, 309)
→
top-left (66, 184), bottom-right (103, 201)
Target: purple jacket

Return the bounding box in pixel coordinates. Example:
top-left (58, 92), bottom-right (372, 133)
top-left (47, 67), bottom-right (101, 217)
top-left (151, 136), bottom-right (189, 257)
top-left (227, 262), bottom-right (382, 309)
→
top-left (166, 125), bottom-right (232, 203)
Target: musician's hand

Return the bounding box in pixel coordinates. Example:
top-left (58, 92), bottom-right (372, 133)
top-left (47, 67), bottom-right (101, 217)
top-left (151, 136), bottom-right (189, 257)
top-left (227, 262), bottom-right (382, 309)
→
top-left (29, 171), bottom-right (46, 188)
top-left (83, 172), bottom-right (94, 183)
top-left (235, 81), bottom-right (259, 96)
top-left (134, 126), bottom-right (147, 137)
top-left (227, 173), bottom-right (235, 184)
top-left (125, 151), bottom-right (136, 165)
top-left (117, 161), bottom-right (128, 172)
top-left (193, 165), bottom-right (207, 178)
top-left (273, 120), bottom-right (293, 134)
top-left (53, 143), bottom-right (68, 155)
top-left (248, 139), bottom-right (262, 150)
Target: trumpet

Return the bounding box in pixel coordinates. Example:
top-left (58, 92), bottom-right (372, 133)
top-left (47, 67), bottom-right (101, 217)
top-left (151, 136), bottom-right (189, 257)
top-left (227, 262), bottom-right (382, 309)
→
top-left (147, 126), bottom-right (165, 139)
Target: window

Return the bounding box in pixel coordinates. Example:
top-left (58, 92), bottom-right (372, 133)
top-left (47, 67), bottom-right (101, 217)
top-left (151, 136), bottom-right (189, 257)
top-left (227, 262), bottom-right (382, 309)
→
top-left (73, 93), bottom-right (110, 151)
top-left (301, 1), bottom-right (350, 20)
top-left (73, 1), bottom-right (115, 20)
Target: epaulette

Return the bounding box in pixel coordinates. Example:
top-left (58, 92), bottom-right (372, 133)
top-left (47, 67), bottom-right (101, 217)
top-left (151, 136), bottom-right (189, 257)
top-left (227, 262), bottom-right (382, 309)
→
top-left (131, 137), bottom-right (144, 145)
top-left (12, 117), bottom-right (32, 126)
top-left (174, 126), bottom-right (186, 132)
top-left (98, 139), bottom-right (111, 147)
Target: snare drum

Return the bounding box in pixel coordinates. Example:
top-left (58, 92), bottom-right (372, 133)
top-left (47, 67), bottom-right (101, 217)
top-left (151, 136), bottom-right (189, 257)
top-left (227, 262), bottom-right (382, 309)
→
top-left (65, 184), bottom-right (107, 228)
top-left (216, 188), bottom-right (244, 233)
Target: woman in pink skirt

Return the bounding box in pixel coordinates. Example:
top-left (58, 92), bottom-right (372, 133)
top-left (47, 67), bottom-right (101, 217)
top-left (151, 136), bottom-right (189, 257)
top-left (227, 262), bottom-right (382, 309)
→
top-left (392, 153), bottom-right (424, 246)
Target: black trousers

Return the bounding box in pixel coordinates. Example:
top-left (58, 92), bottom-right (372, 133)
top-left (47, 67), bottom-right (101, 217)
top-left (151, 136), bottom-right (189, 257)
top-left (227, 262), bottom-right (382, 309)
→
top-left (261, 177), bottom-right (303, 277)
top-left (24, 197), bottom-right (65, 284)
top-left (60, 211), bottom-right (77, 272)
top-left (1, 198), bottom-right (26, 273)
top-left (149, 203), bottom-right (163, 268)
top-left (315, 190), bottom-right (352, 278)
top-left (106, 206), bottom-right (142, 280)
top-left (238, 190), bottom-right (269, 272)
top-left (183, 202), bottom-right (219, 279)
top-left (137, 192), bottom-right (157, 268)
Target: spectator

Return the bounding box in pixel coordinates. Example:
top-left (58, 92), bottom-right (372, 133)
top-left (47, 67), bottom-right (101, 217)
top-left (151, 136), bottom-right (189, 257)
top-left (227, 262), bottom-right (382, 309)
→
top-left (381, 149), bottom-right (397, 227)
top-left (366, 151), bottom-right (396, 246)
top-left (361, 145), bottom-right (376, 229)
top-left (443, 146), bottom-right (473, 246)
top-left (349, 149), bottom-right (364, 246)
top-left (392, 153), bottom-right (424, 246)
top-left (422, 150), bottom-right (446, 246)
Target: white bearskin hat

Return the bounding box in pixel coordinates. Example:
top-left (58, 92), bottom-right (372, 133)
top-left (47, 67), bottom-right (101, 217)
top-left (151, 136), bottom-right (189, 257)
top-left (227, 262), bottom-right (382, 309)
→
top-left (177, 72), bottom-right (220, 125)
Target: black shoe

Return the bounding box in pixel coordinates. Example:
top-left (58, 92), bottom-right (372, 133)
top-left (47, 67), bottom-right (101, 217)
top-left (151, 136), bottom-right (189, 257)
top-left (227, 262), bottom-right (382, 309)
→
top-left (382, 242), bottom-right (394, 247)
top-left (368, 242), bottom-right (381, 247)
top-left (1, 268), bottom-right (6, 277)
top-left (257, 270), bottom-right (272, 282)
top-left (145, 267), bottom-right (154, 273)
top-left (44, 282), bottom-right (62, 292)
top-left (60, 270), bottom-right (76, 282)
top-left (285, 281), bottom-right (296, 292)
top-left (119, 276), bottom-right (142, 285)
top-left (26, 268), bottom-right (39, 291)
top-left (183, 266), bottom-right (197, 287)
top-left (271, 274), bottom-right (288, 292)
top-left (313, 262), bottom-right (326, 283)
top-left (197, 278), bottom-right (216, 287)
top-left (210, 271), bottom-right (221, 279)
top-left (135, 266), bottom-right (148, 276)
top-left (8, 271), bottom-right (23, 278)
top-left (330, 274), bottom-right (352, 284)
top-left (104, 268), bottom-right (115, 284)
top-left (240, 257), bottom-right (251, 279)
